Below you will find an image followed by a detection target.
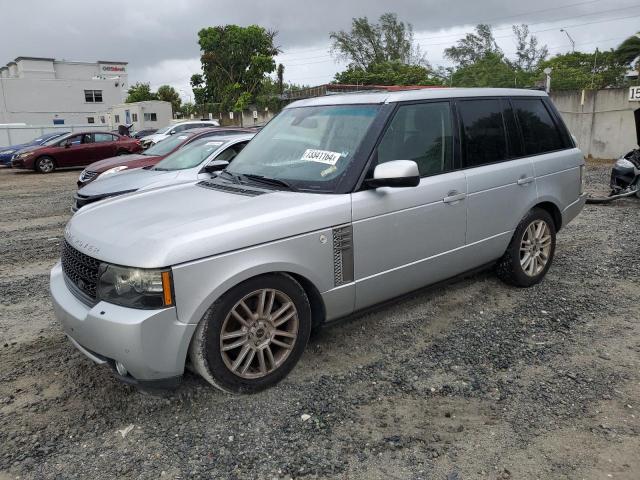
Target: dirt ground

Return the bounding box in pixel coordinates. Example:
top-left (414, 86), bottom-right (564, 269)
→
top-left (0, 163), bottom-right (638, 480)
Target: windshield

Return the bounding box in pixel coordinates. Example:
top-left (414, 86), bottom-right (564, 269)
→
top-left (43, 133), bottom-right (72, 146)
top-left (152, 137), bottom-right (225, 171)
top-left (143, 134), bottom-right (192, 156)
top-left (226, 105), bottom-right (380, 191)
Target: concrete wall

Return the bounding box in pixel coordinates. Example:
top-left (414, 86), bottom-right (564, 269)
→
top-left (0, 124), bottom-right (110, 147)
top-left (550, 88), bottom-right (639, 159)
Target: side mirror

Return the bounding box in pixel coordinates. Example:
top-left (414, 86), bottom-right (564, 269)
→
top-left (63, 141), bottom-right (72, 148)
top-left (203, 160), bottom-right (230, 173)
top-left (365, 160), bottom-right (420, 188)
top-left (169, 130), bottom-right (176, 135)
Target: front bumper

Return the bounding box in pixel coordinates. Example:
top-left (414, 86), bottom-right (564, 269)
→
top-left (561, 193), bottom-right (587, 227)
top-left (50, 262), bottom-right (197, 387)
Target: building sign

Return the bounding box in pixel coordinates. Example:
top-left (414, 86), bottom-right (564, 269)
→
top-left (629, 86), bottom-right (640, 101)
top-left (102, 65), bottom-right (126, 73)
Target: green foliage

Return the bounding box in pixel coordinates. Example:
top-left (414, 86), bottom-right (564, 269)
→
top-left (444, 24), bottom-right (503, 68)
top-left (538, 50), bottom-right (627, 90)
top-left (180, 102), bottom-right (195, 116)
top-left (616, 33), bottom-right (640, 69)
top-left (330, 13), bottom-right (424, 69)
top-left (197, 24), bottom-right (279, 111)
top-left (451, 52), bottom-right (530, 87)
top-left (512, 24), bottom-right (549, 72)
top-left (125, 82), bottom-right (158, 103)
top-left (156, 85), bottom-right (181, 113)
top-left (334, 61), bottom-right (442, 86)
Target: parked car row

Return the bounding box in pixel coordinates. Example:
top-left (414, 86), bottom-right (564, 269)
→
top-left (50, 88), bottom-right (587, 394)
top-left (0, 131), bottom-right (70, 166)
top-left (139, 120), bottom-right (221, 148)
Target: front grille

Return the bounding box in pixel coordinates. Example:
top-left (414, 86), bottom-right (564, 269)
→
top-left (197, 180), bottom-right (266, 197)
top-left (61, 241), bottom-right (101, 301)
top-left (79, 170), bottom-right (99, 183)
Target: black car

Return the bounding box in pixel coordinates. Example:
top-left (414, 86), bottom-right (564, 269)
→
top-left (132, 129), bottom-right (158, 139)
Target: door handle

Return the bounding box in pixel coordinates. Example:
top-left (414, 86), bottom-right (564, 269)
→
top-left (517, 176), bottom-right (534, 185)
top-left (443, 191), bottom-right (466, 204)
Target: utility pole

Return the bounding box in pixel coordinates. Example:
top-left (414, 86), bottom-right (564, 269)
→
top-left (560, 28), bottom-right (576, 52)
top-left (544, 67), bottom-right (552, 93)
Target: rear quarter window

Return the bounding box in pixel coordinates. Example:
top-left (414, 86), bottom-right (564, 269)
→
top-left (512, 98), bottom-right (565, 155)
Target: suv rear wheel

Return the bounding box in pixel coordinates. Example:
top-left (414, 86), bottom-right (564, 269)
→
top-left (497, 208), bottom-right (556, 287)
top-left (35, 156), bottom-right (55, 174)
top-left (189, 273), bottom-right (311, 393)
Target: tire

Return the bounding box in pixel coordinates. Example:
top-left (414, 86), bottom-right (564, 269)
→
top-left (496, 208), bottom-right (556, 287)
top-left (35, 156), bottom-right (56, 174)
top-left (189, 273), bottom-right (311, 394)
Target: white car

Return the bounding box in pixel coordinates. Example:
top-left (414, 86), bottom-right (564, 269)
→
top-left (140, 120), bottom-right (220, 148)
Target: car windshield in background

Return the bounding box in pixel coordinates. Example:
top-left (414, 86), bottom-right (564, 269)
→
top-left (43, 133), bottom-right (72, 146)
top-left (226, 105), bottom-right (380, 190)
top-left (143, 134), bottom-right (192, 156)
top-left (152, 137), bottom-right (224, 171)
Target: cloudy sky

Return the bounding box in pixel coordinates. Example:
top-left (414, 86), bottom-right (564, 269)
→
top-left (1, 0), bottom-right (638, 100)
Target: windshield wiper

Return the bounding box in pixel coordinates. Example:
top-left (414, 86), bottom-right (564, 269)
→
top-left (153, 167), bottom-right (169, 171)
top-left (240, 174), bottom-right (298, 191)
top-left (217, 170), bottom-right (242, 184)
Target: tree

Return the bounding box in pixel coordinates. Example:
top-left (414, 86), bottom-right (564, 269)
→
top-left (538, 50), bottom-right (627, 90)
top-left (197, 24), bottom-right (280, 111)
top-left (276, 63), bottom-right (285, 94)
top-left (444, 24), bottom-right (502, 67)
top-left (180, 102), bottom-right (195, 117)
top-left (451, 52), bottom-right (525, 87)
top-left (157, 85), bottom-right (181, 113)
top-left (616, 33), bottom-right (640, 76)
top-left (512, 24), bottom-right (548, 72)
top-left (125, 82), bottom-right (157, 103)
top-left (330, 13), bottom-right (424, 69)
top-left (334, 61), bottom-right (442, 86)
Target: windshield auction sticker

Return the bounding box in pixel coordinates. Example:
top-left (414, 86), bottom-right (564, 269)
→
top-left (301, 149), bottom-right (342, 165)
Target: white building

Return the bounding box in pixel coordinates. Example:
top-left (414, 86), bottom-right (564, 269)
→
top-left (108, 100), bottom-right (173, 131)
top-left (0, 56), bottom-right (129, 126)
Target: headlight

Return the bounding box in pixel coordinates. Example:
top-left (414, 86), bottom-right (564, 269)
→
top-left (101, 165), bottom-right (129, 177)
top-left (0, 149), bottom-right (15, 155)
top-left (17, 151), bottom-right (34, 159)
top-left (616, 158), bottom-right (634, 168)
top-left (97, 264), bottom-right (173, 309)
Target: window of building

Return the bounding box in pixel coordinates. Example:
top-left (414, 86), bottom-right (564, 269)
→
top-left (87, 117), bottom-right (95, 124)
top-left (144, 112), bottom-right (158, 122)
top-left (94, 133), bottom-right (116, 143)
top-left (100, 116), bottom-right (106, 124)
top-left (458, 99), bottom-right (508, 168)
top-left (84, 90), bottom-right (103, 103)
top-left (377, 102), bottom-right (454, 176)
top-left (132, 113), bottom-right (138, 122)
top-left (114, 114), bottom-right (120, 123)
top-left (512, 99), bottom-right (565, 155)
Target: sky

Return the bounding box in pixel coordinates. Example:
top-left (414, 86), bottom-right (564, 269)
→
top-left (1, 0), bottom-right (639, 101)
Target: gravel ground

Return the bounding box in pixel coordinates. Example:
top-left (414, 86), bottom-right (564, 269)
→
top-left (0, 164), bottom-right (638, 480)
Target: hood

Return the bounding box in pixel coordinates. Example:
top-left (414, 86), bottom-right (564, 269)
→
top-left (86, 153), bottom-right (157, 173)
top-left (13, 145), bottom-right (43, 155)
top-left (79, 167), bottom-right (180, 196)
top-left (66, 181), bottom-right (351, 268)
top-left (141, 133), bottom-right (167, 143)
top-left (1, 142), bottom-right (28, 153)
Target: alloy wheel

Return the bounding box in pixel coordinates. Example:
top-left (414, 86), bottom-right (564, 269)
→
top-left (519, 219), bottom-right (552, 277)
top-left (220, 288), bottom-right (299, 379)
top-left (39, 158), bottom-right (54, 173)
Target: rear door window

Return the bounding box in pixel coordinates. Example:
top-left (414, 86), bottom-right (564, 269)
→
top-left (377, 102), bottom-right (454, 176)
top-left (512, 98), bottom-right (565, 155)
top-left (458, 99), bottom-right (508, 167)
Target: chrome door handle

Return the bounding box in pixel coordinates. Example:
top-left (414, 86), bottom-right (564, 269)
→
top-left (517, 177), bottom-right (534, 185)
top-left (443, 191), bottom-right (466, 204)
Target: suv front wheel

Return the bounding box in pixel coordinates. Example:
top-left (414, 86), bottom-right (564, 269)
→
top-left (497, 208), bottom-right (557, 287)
top-left (189, 273), bottom-right (311, 393)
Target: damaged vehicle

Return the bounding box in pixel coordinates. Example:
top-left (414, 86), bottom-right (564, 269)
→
top-left (50, 88), bottom-right (586, 393)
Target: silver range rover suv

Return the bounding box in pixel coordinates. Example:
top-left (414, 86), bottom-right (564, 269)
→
top-left (50, 88), bottom-right (586, 393)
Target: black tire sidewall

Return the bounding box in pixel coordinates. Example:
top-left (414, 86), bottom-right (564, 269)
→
top-left (201, 274), bottom-right (311, 393)
top-left (508, 209), bottom-right (557, 287)
top-left (35, 156), bottom-right (55, 174)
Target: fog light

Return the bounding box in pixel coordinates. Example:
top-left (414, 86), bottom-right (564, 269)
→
top-left (115, 361), bottom-right (128, 376)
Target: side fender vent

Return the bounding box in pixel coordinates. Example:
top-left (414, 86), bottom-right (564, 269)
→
top-left (333, 225), bottom-right (354, 286)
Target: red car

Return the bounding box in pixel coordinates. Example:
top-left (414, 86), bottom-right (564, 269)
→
top-left (77, 127), bottom-right (254, 187)
top-left (11, 131), bottom-right (142, 174)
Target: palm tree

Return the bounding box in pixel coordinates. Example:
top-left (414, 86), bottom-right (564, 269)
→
top-left (616, 33), bottom-right (640, 79)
